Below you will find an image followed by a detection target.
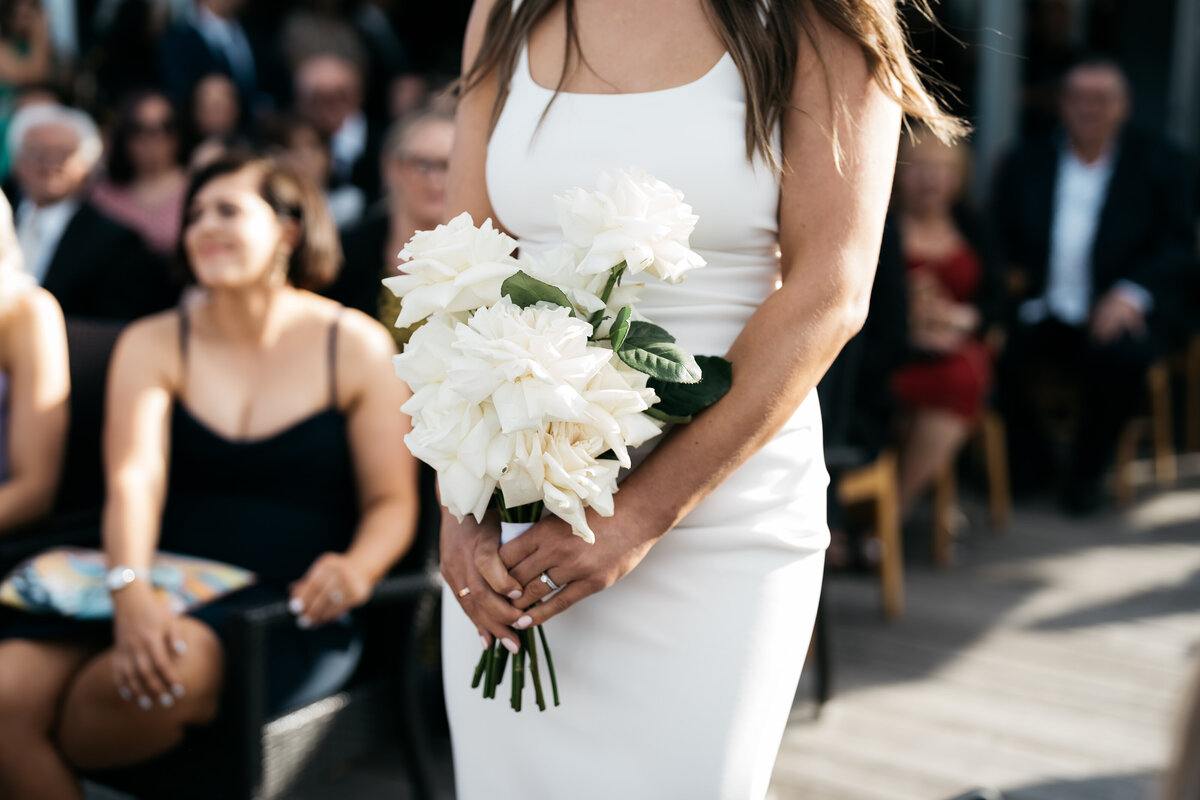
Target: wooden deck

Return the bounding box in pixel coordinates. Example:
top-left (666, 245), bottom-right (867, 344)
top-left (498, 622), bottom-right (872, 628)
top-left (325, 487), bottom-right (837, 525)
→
top-left (772, 479), bottom-right (1200, 800)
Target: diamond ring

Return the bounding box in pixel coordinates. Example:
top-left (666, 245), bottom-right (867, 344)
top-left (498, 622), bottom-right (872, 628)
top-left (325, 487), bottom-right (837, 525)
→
top-left (540, 572), bottom-right (563, 592)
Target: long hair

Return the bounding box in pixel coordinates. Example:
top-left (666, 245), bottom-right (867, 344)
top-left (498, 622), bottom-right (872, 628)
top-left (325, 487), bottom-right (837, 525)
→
top-left (458, 0), bottom-right (968, 171)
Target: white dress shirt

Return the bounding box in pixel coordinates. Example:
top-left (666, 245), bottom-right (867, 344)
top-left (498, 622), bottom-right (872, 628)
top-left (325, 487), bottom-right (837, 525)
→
top-left (1019, 145), bottom-right (1152, 327)
top-left (330, 111), bottom-right (368, 184)
top-left (16, 199), bottom-right (80, 286)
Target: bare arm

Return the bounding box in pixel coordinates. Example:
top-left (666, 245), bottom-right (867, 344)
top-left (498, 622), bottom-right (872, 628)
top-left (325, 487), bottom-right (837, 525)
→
top-left (0, 288), bottom-right (68, 534)
top-left (501, 10), bottom-right (901, 623)
top-left (288, 310), bottom-right (421, 626)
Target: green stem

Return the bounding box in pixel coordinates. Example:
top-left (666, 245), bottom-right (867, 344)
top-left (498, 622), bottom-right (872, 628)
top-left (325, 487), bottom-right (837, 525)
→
top-left (471, 647), bottom-right (488, 689)
top-left (494, 644), bottom-right (509, 689)
top-left (588, 262), bottom-right (627, 331)
top-left (537, 625), bottom-right (561, 707)
top-left (510, 644), bottom-right (525, 711)
top-left (526, 628), bottom-right (547, 712)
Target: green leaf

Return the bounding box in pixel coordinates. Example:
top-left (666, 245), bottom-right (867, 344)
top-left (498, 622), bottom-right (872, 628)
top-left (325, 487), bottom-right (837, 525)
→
top-left (648, 355), bottom-right (733, 417)
top-left (501, 271), bottom-right (572, 310)
top-left (617, 337), bottom-right (702, 383)
top-left (625, 320), bottom-right (675, 343)
top-left (644, 406), bottom-right (693, 425)
top-left (609, 306), bottom-right (632, 348)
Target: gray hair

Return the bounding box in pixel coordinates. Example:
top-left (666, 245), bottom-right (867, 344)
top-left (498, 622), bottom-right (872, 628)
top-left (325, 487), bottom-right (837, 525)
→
top-left (7, 103), bottom-right (104, 171)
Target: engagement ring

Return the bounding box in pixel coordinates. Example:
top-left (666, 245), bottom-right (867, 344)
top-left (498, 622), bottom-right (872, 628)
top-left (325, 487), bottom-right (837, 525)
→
top-left (540, 572), bottom-right (562, 592)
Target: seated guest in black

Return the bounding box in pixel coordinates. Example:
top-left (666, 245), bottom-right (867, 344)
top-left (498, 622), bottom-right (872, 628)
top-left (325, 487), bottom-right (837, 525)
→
top-left (992, 58), bottom-right (1197, 513)
top-left (7, 103), bottom-right (178, 320)
top-left (0, 155), bottom-right (420, 798)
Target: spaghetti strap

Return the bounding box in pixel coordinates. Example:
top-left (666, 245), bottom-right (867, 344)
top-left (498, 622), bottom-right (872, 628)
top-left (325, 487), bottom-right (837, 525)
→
top-left (177, 305), bottom-right (190, 393)
top-left (327, 310), bottom-right (342, 408)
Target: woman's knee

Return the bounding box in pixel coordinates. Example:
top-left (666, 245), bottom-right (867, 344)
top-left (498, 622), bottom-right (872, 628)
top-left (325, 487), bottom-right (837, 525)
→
top-left (0, 641), bottom-right (87, 740)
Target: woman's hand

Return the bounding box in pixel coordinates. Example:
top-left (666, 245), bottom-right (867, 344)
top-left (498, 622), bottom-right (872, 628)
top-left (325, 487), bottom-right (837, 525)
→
top-left (288, 552), bottom-right (374, 628)
top-left (111, 580), bottom-right (186, 710)
top-left (440, 512), bottom-right (525, 654)
top-left (498, 512), bottom-right (661, 629)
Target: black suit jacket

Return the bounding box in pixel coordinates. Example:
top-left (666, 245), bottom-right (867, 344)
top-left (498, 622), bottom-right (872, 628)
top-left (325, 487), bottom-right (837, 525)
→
top-left (991, 127), bottom-right (1197, 331)
top-left (40, 204), bottom-right (179, 321)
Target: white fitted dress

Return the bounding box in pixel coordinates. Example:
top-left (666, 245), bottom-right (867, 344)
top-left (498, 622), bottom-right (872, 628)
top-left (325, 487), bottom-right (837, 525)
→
top-left (441, 42), bottom-right (830, 800)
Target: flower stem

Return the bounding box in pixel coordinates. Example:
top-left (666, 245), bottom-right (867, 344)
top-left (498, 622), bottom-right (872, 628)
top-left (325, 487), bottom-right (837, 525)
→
top-left (588, 261), bottom-right (627, 330)
top-left (510, 643), bottom-right (525, 711)
top-left (537, 625), bottom-right (561, 707)
top-left (526, 628), bottom-right (547, 711)
top-left (471, 647), bottom-right (488, 689)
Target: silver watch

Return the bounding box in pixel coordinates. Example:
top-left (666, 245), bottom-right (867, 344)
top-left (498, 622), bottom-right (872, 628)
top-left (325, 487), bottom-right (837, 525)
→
top-left (105, 566), bottom-right (145, 593)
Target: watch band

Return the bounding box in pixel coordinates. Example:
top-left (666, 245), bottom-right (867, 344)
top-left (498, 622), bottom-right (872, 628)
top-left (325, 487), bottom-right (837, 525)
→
top-left (105, 565), bottom-right (146, 593)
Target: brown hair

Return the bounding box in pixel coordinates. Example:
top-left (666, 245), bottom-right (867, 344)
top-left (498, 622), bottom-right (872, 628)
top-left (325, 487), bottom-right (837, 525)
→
top-left (176, 153), bottom-right (343, 291)
top-left (459, 0), bottom-right (968, 171)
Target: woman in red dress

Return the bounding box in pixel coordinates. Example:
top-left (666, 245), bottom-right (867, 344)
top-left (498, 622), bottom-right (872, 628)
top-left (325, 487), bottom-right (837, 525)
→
top-left (891, 125), bottom-right (999, 516)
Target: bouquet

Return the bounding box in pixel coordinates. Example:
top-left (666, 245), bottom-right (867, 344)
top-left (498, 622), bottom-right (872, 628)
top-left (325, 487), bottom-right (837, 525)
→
top-left (385, 168), bottom-right (731, 711)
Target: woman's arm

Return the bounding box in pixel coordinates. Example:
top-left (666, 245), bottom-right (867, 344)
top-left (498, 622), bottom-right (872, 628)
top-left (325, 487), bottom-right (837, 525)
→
top-left (288, 310), bottom-right (420, 626)
top-left (0, 8), bottom-right (51, 87)
top-left (501, 10), bottom-right (902, 623)
top-left (0, 288), bottom-right (68, 534)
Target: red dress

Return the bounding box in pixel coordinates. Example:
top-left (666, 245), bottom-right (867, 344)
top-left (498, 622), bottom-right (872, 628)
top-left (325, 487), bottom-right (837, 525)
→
top-left (891, 244), bottom-right (993, 421)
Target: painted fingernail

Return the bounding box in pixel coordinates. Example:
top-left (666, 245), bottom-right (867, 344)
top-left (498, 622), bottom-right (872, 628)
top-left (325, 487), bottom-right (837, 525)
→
top-left (173, 638), bottom-right (187, 655)
top-left (159, 693), bottom-right (175, 708)
top-left (479, 635), bottom-right (489, 649)
top-left (118, 686), bottom-right (133, 701)
top-left (297, 615), bottom-right (312, 629)
top-left (514, 615), bottom-right (532, 630)
top-left (138, 695), bottom-right (153, 711)
top-left (501, 638), bottom-right (519, 655)
top-left (288, 597), bottom-right (305, 615)
top-left (508, 590), bottom-right (522, 600)
top-left (172, 684), bottom-right (185, 698)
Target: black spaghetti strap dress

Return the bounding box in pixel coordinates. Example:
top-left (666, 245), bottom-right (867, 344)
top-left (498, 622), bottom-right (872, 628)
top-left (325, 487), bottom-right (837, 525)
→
top-left (2, 308), bottom-right (365, 716)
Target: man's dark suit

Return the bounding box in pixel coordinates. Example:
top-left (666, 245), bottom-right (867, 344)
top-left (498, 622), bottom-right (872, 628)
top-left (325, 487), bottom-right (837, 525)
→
top-left (40, 204), bottom-right (179, 321)
top-left (991, 127), bottom-right (1197, 503)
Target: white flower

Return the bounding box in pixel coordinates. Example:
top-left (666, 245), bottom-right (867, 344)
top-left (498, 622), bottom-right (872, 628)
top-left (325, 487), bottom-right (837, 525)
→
top-left (523, 244), bottom-right (644, 325)
top-left (445, 298), bottom-right (613, 433)
top-left (499, 423), bottom-right (623, 543)
top-left (555, 167), bottom-right (706, 283)
top-left (381, 212), bottom-right (521, 329)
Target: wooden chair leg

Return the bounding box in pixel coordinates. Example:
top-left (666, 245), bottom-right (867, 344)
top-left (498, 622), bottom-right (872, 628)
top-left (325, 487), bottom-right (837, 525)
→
top-left (981, 411), bottom-right (1011, 533)
top-left (1114, 419), bottom-right (1142, 507)
top-left (932, 462), bottom-right (955, 569)
top-left (1147, 361), bottom-right (1176, 486)
top-left (1187, 336), bottom-right (1200, 452)
top-left (874, 452), bottom-right (904, 621)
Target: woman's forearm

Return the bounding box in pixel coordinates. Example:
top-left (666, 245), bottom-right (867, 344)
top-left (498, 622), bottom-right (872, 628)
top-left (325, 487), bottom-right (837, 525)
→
top-left (345, 498), bottom-right (420, 586)
top-left (617, 278), bottom-right (867, 539)
top-left (102, 477), bottom-right (166, 570)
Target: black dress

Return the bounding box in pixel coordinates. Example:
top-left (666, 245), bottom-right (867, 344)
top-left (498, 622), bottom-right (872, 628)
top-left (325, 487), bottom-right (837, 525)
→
top-left (2, 309), bottom-right (365, 715)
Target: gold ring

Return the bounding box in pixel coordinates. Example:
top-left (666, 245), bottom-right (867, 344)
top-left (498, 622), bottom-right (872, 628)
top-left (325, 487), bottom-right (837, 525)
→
top-left (457, 586), bottom-right (471, 598)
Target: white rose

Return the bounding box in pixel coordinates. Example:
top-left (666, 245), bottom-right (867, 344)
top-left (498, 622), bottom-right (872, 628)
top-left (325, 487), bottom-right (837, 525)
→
top-left (382, 212), bottom-right (521, 329)
top-left (499, 423), bottom-right (623, 543)
top-left (554, 167), bottom-right (706, 284)
top-left (445, 298), bottom-right (613, 433)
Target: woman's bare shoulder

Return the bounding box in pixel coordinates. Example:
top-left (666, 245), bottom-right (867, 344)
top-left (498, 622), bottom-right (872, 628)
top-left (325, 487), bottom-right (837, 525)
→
top-left (111, 309), bottom-right (184, 380)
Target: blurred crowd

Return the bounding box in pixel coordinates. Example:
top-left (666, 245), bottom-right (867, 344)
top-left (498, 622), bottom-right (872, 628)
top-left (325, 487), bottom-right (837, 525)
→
top-left (0, 0), bottom-right (1198, 791)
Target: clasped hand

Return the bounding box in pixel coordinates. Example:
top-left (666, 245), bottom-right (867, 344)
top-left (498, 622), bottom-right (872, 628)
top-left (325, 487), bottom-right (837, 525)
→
top-left (441, 511), bottom-right (660, 651)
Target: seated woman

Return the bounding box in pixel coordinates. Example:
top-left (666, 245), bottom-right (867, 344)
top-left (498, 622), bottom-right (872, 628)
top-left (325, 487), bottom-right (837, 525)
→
top-left (90, 89), bottom-right (188, 257)
top-left (891, 124), bottom-right (1001, 517)
top-left (0, 154), bottom-right (419, 799)
top-left (0, 190), bottom-right (68, 536)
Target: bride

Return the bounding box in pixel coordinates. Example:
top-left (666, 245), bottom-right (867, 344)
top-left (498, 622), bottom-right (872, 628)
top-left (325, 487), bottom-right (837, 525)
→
top-left (438, 1), bottom-right (964, 797)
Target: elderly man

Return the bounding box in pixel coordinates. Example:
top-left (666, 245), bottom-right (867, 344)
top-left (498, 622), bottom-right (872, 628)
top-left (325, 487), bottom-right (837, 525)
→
top-left (992, 58), bottom-right (1197, 513)
top-left (294, 51), bottom-right (383, 203)
top-left (8, 104), bottom-right (176, 320)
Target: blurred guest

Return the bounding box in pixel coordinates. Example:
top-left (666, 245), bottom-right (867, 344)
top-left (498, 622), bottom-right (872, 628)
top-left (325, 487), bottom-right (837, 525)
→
top-left (259, 112), bottom-right (364, 229)
top-left (324, 106), bottom-right (452, 337)
top-left (0, 154), bottom-right (418, 796)
top-left (160, 0), bottom-right (259, 118)
top-left (1021, 0), bottom-right (1082, 138)
top-left (294, 51), bottom-right (382, 202)
top-left (0, 190), bottom-right (67, 535)
top-left (0, 0), bottom-right (52, 178)
top-left (891, 125), bottom-right (1000, 517)
top-left (91, 0), bottom-right (167, 111)
top-left (8, 103), bottom-right (177, 319)
top-left (91, 89), bottom-right (186, 256)
top-left (992, 58), bottom-right (1197, 513)
top-left (187, 72), bottom-right (240, 143)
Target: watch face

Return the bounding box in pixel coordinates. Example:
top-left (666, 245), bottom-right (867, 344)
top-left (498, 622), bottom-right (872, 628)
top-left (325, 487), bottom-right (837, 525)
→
top-left (107, 567), bottom-right (137, 591)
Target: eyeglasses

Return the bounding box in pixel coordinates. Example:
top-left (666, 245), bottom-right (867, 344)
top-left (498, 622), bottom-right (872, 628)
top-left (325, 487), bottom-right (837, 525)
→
top-left (19, 147), bottom-right (77, 166)
top-left (400, 156), bottom-right (449, 177)
top-left (130, 119), bottom-right (177, 137)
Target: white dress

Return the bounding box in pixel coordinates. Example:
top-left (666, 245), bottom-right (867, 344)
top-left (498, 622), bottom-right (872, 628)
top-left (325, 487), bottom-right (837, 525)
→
top-left (442, 42), bottom-right (830, 800)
